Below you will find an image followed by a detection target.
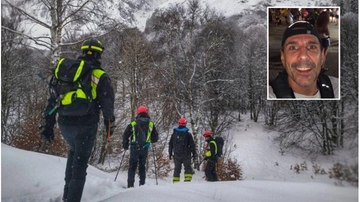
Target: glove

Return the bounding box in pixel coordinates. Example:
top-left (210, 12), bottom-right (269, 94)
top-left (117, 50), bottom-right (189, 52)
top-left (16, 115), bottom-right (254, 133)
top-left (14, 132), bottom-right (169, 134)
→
top-left (169, 155), bottom-right (172, 160)
top-left (123, 143), bottom-right (129, 150)
top-left (39, 125), bottom-right (54, 143)
top-left (104, 118), bottom-right (116, 137)
top-left (143, 142), bottom-right (150, 149)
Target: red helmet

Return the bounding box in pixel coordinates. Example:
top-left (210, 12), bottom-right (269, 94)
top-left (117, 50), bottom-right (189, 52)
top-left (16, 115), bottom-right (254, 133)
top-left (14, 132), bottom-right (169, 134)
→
top-left (203, 130), bottom-right (212, 137)
top-left (137, 106), bottom-right (148, 115)
top-left (178, 118), bottom-right (187, 126)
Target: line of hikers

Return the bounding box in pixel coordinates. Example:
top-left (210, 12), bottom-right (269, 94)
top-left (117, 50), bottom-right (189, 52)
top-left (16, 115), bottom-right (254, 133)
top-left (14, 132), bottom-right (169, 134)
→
top-left (123, 106), bottom-right (219, 188)
top-left (39, 38), bottom-right (220, 202)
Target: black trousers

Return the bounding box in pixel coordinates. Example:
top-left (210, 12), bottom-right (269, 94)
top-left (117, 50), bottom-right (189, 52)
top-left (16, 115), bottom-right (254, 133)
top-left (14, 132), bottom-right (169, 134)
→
top-left (173, 155), bottom-right (193, 182)
top-left (60, 123), bottom-right (98, 202)
top-left (205, 159), bottom-right (218, 182)
top-left (127, 147), bottom-right (149, 187)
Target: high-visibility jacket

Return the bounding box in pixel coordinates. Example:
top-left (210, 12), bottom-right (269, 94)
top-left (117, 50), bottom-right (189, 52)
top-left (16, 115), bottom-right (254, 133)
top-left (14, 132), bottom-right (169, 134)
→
top-left (205, 140), bottom-right (217, 158)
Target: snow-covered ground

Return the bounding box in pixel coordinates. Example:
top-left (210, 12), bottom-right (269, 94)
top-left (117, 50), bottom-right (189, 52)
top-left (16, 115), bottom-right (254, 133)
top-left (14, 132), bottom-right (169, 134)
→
top-left (1, 117), bottom-right (358, 202)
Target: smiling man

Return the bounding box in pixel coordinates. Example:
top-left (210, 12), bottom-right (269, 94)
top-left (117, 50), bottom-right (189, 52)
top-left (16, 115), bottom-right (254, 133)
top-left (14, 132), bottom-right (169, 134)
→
top-left (269, 21), bottom-right (339, 99)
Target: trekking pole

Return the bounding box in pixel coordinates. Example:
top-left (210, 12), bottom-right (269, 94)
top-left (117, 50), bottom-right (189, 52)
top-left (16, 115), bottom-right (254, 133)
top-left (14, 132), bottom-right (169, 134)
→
top-left (114, 150), bottom-right (127, 182)
top-left (197, 159), bottom-right (204, 171)
top-left (152, 145), bottom-right (158, 185)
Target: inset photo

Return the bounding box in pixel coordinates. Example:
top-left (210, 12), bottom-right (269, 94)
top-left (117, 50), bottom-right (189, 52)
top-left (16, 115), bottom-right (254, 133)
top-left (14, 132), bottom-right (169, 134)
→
top-left (267, 7), bottom-right (340, 100)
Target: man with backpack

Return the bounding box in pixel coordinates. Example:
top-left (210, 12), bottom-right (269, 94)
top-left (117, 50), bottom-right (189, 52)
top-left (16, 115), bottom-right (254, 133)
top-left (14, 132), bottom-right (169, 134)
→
top-left (168, 118), bottom-right (196, 183)
top-left (40, 38), bottom-right (115, 202)
top-left (203, 130), bottom-right (218, 181)
top-left (122, 106), bottom-right (159, 188)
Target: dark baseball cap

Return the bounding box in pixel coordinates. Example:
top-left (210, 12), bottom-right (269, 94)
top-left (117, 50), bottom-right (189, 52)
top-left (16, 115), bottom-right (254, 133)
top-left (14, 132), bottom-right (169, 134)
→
top-left (281, 21), bottom-right (322, 46)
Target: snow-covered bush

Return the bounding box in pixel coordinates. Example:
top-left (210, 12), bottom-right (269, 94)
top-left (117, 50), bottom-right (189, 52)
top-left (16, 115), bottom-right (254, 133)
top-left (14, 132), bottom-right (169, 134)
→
top-left (328, 162), bottom-right (358, 186)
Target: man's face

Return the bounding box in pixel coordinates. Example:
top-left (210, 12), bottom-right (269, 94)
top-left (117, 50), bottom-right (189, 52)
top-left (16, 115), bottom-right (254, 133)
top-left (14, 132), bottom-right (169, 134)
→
top-left (281, 34), bottom-right (324, 94)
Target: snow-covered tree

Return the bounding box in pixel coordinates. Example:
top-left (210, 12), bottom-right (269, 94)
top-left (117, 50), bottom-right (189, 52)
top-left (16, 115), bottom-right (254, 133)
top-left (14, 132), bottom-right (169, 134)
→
top-left (2, 0), bottom-right (121, 66)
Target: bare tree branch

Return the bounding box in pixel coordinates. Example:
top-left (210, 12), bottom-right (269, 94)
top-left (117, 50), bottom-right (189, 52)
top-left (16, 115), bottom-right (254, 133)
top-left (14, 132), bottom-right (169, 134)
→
top-left (3, 0), bottom-right (51, 29)
top-left (1, 26), bottom-right (52, 49)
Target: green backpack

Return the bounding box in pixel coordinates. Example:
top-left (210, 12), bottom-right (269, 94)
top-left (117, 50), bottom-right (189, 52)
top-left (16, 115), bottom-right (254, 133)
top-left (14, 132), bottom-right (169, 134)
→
top-left (49, 58), bottom-right (95, 116)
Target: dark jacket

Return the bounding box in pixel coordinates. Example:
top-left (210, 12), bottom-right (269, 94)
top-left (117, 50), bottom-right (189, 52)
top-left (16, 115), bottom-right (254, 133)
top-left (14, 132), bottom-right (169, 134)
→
top-left (43, 56), bottom-right (114, 126)
top-left (168, 126), bottom-right (196, 158)
top-left (270, 70), bottom-right (334, 98)
top-left (122, 113), bottom-right (159, 150)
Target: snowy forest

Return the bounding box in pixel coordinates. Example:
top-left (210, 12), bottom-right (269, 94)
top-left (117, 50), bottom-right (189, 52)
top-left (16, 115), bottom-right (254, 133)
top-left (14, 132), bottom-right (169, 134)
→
top-left (1, 0), bottom-right (358, 181)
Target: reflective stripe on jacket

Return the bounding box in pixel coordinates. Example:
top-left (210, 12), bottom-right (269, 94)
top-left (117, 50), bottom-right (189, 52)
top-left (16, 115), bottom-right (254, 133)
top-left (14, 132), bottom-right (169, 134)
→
top-left (91, 68), bottom-right (105, 99)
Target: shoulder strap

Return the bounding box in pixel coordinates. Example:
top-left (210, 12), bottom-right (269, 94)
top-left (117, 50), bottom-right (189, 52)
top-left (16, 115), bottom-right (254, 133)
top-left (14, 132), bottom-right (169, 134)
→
top-left (317, 73), bottom-right (335, 98)
top-left (210, 140), bottom-right (218, 155)
top-left (271, 70), bottom-right (335, 98)
top-left (270, 70), bottom-right (295, 98)
top-left (55, 58), bottom-right (89, 82)
top-left (131, 121), bottom-right (137, 142)
top-left (147, 121), bottom-right (154, 142)
top-left (130, 121), bottom-right (153, 143)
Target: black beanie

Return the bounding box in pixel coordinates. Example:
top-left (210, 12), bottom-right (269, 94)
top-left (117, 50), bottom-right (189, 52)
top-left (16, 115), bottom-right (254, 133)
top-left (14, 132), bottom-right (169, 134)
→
top-left (281, 21), bottom-right (322, 47)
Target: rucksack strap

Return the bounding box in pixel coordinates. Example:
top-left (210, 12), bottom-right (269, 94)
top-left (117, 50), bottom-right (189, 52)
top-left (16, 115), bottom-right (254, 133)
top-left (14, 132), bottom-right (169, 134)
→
top-left (271, 70), bottom-right (295, 98)
top-left (211, 141), bottom-right (217, 155)
top-left (317, 73), bottom-right (335, 98)
top-left (131, 121), bottom-right (153, 143)
top-left (205, 140), bottom-right (217, 157)
top-left (54, 58), bottom-right (87, 82)
top-left (271, 70), bottom-right (334, 98)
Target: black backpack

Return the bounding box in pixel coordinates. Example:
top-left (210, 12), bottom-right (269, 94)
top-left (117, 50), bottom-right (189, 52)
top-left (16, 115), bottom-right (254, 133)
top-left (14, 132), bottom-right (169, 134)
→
top-left (173, 129), bottom-right (188, 155)
top-left (131, 117), bottom-right (152, 149)
top-left (214, 136), bottom-right (224, 157)
top-left (49, 58), bottom-right (95, 116)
